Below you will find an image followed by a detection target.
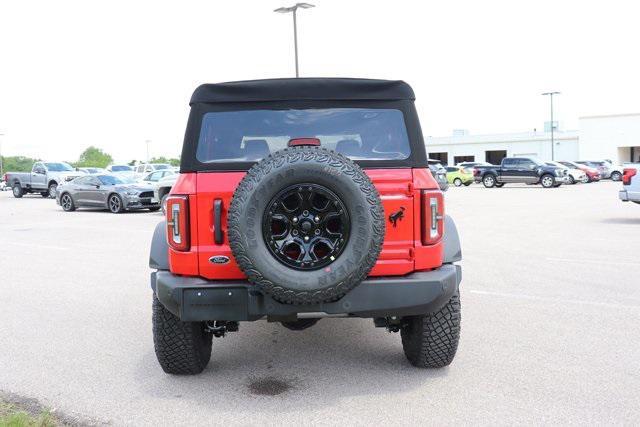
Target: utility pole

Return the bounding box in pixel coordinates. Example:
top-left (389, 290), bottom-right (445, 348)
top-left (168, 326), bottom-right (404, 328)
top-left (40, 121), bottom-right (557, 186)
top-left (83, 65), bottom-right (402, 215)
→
top-left (274, 3), bottom-right (315, 78)
top-left (542, 92), bottom-right (560, 160)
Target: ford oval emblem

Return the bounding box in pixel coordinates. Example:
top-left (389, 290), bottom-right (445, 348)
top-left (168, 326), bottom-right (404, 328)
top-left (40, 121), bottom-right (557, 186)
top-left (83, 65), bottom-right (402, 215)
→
top-left (209, 255), bottom-right (230, 265)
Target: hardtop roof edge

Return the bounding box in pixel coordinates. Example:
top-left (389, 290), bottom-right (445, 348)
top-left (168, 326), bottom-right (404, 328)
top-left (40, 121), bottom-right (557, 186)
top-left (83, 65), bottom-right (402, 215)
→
top-left (189, 78), bottom-right (416, 104)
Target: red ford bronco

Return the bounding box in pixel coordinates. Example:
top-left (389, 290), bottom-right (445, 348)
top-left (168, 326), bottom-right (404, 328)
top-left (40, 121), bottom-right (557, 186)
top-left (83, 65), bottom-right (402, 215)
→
top-left (149, 78), bottom-right (462, 374)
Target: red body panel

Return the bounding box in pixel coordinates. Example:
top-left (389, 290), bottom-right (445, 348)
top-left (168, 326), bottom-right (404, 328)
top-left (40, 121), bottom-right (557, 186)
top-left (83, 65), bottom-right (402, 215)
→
top-left (168, 168), bottom-right (444, 280)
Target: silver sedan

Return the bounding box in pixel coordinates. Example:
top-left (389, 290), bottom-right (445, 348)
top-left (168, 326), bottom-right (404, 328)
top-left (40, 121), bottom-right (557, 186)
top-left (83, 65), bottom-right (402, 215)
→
top-left (55, 174), bottom-right (161, 213)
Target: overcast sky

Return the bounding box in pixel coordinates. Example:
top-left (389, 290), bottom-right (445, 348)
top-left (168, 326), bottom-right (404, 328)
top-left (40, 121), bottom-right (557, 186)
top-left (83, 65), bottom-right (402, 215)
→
top-left (1, 0), bottom-right (639, 162)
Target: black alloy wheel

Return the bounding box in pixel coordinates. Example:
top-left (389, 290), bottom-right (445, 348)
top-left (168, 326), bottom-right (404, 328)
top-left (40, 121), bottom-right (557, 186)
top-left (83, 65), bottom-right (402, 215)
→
top-left (262, 183), bottom-right (350, 271)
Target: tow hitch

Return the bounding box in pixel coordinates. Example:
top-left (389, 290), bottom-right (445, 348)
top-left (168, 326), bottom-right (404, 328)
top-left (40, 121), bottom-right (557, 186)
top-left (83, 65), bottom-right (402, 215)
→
top-left (205, 321), bottom-right (239, 338)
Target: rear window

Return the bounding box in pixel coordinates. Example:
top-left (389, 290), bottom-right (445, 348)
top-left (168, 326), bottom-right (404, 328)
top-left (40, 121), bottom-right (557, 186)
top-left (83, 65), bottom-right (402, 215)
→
top-left (195, 108), bottom-right (411, 163)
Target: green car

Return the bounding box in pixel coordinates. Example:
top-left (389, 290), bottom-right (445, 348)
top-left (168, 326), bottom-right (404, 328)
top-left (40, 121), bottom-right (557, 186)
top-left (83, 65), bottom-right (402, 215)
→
top-left (445, 166), bottom-right (474, 186)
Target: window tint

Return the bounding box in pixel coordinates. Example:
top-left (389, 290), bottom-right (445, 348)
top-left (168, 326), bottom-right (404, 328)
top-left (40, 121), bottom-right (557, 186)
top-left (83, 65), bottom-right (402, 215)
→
top-left (518, 159), bottom-right (535, 168)
top-left (73, 176), bottom-right (91, 185)
top-left (196, 108), bottom-right (411, 163)
top-left (502, 158), bottom-right (517, 167)
top-left (446, 167), bottom-right (457, 172)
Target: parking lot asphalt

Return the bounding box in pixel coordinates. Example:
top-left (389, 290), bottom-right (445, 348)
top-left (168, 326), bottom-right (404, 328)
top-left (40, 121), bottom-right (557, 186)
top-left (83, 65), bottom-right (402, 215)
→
top-left (1, 181), bottom-right (639, 425)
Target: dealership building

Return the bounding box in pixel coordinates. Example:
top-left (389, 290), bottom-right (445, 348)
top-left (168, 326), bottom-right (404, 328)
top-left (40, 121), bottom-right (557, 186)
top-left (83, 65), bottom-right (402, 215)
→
top-left (425, 113), bottom-right (640, 166)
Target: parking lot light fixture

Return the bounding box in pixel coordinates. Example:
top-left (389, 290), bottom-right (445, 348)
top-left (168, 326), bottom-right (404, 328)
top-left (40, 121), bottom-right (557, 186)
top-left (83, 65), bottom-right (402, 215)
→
top-left (274, 3), bottom-right (315, 78)
top-left (542, 91), bottom-right (561, 160)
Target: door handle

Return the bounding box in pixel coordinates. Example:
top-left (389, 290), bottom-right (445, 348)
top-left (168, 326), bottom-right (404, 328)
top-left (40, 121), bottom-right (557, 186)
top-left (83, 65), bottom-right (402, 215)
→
top-left (213, 199), bottom-right (223, 244)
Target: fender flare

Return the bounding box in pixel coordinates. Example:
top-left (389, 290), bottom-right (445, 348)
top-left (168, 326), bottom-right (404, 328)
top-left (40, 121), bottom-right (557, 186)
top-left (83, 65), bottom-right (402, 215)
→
top-left (149, 221), bottom-right (169, 270)
top-left (442, 215), bottom-right (462, 264)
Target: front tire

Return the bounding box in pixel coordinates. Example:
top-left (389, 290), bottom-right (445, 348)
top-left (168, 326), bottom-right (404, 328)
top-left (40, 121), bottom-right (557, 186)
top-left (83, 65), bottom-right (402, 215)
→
top-left (48, 183), bottom-right (57, 199)
top-left (482, 175), bottom-right (496, 188)
top-left (453, 178), bottom-right (462, 187)
top-left (401, 292), bottom-right (461, 368)
top-left (540, 174), bottom-right (555, 188)
top-left (152, 295), bottom-right (212, 375)
top-left (568, 175), bottom-right (576, 185)
top-left (148, 207), bottom-right (161, 212)
top-left (611, 171), bottom-right (622, 181)
top-left (108, 194), bottom-right (124, 213)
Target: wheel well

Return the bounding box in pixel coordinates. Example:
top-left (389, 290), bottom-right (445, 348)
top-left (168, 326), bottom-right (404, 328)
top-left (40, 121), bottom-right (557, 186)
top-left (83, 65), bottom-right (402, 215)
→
top-left (48, 180), bottom-right (58, 188)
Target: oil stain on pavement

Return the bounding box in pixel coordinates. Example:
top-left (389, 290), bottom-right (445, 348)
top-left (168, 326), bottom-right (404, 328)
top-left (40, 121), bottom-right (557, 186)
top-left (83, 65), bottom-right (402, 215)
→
top-left (247, 377), bottom-right (293, 396)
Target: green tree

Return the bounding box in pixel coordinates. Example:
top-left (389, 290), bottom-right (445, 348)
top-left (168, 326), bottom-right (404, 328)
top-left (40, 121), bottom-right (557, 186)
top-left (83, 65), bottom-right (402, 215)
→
top-left (1, 156), bottom-right (39, 172)
top-left (76, 146), bottom-right (113, 168)
top-left (149, 156), bottom-right (180, 166)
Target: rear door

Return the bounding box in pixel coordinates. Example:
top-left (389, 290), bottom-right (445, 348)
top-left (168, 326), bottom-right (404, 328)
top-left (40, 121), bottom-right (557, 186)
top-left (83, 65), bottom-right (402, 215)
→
top-left (500, 158), bottom-right (518, 182)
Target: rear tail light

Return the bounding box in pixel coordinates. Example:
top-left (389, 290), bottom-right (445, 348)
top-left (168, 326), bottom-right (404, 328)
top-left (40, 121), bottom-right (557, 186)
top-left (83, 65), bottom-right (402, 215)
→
top-left (421, 190), bottom-right (444, 245)
top-left (623, 168), bottom-right (637, 185)
top-left (473, 168), bottom-right (481, 177)
top-left (166, 195), bottom-right (190, 251)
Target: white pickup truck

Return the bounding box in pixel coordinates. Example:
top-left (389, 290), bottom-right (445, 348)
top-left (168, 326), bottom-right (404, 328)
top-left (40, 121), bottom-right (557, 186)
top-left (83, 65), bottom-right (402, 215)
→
top-left (5, 161), bottom-right (82, 199)
top-left (619, 164), bottom-right (640, 204)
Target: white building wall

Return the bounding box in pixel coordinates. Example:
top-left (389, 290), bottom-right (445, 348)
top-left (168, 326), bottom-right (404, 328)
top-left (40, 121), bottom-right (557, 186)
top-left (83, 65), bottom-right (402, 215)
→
top-left (425, 131), bottom-right (579, 165)
top-left (579, 114), bottom-right (640, 163)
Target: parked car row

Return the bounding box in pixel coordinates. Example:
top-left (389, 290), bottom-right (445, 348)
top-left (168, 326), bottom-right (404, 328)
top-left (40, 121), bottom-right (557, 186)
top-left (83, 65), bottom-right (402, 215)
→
top-left (426, 157), bottom-right (625, 189)
top-left (2, 161), bottom-right (180, 214)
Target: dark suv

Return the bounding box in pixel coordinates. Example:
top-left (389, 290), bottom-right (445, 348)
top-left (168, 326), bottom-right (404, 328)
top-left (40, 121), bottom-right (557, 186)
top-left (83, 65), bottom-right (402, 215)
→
top-left (149, 78), bottom-right (462, 374)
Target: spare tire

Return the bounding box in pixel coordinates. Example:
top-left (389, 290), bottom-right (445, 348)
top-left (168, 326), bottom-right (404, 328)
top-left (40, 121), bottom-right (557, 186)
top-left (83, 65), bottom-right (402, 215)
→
top-left (228, 146), bottom-right (384, 305)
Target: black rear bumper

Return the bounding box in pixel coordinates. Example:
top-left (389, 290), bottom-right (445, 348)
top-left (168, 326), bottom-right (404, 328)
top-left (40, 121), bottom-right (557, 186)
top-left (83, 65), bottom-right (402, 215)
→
top-left (151, 264), bottom-right (461, 322)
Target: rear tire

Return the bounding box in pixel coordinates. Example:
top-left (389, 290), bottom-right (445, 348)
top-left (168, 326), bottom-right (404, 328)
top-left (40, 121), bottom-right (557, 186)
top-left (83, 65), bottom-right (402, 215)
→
top-left (453, 178), bottom-right (462, 187)
top-left (12, 184), bottom-right (23, 198)
top-left (401, 291), bottom-right (461, 368)
top-left (568, 175), bottom-right (576, 185)
top-left (611, 171), bottom-right (622, 181)
top-left (495, 183), bottom-right (505, 188)
top-left (152, 295), bottom-right (212, 375)
top-left (60, 193), bottom-right (76, 212)
top-left (482, 175), bottom-right (496, 188)
top-left (148, 207), bottom-right (161, 212)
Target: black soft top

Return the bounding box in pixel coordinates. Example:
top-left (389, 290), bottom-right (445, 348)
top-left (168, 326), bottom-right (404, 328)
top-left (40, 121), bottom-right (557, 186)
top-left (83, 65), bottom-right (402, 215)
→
top-left (190, 78), bottom-right (415, 104)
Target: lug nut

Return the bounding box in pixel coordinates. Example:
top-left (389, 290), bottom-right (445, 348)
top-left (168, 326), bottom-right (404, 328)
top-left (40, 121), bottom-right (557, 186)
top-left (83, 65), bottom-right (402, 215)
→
top-left (292, 230), bottom-right (298, 236)
top-left (314, 229), bottom-right (320, 235)
top-left (303, 210), bottom-right (309, 216)
top-left (304, 236), bottom-right (310, 242)
top-left (292, 217), bottom-right (298, 223)
top-left (314, 216), bottom-right (320, 222)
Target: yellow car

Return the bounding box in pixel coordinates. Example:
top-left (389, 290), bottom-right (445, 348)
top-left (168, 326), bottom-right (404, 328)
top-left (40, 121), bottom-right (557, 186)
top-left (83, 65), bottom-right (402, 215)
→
top-left (445, 166), bottom-right (474, 187)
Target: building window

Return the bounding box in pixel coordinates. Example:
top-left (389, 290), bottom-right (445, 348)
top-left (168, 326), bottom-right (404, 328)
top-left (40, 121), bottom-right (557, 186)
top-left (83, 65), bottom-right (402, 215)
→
top-left (453, 155), bottom-right (475, 164)
top-left (428, 152), bottom-right (448, 165)
top-left (485, 150), bottom-right (507, 165)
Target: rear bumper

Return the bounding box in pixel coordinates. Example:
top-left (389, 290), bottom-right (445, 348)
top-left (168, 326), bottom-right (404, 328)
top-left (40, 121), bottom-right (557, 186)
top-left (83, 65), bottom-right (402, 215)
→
top-left (151, 264), bottom-right (462, 322)
top-left (620, 189), bottom-right (640, 202)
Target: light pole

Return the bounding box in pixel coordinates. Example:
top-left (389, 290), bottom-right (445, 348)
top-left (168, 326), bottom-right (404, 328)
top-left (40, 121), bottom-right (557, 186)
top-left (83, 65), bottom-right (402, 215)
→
top-left (274, 3), bottom-right (315, 78)
top-left (542, 91), bottom-right (560, 160)
top-left (145, 139), bottom-right (151, 164)
top-left (0, 133), bottom-right (4, 177)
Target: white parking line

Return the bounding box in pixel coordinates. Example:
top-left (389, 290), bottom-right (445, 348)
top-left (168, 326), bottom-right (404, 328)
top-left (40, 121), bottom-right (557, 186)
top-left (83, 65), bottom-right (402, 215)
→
top-left (468, 289), bottom-right (639, 310)
top-left (546, 257), bottom-right (640, 267)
